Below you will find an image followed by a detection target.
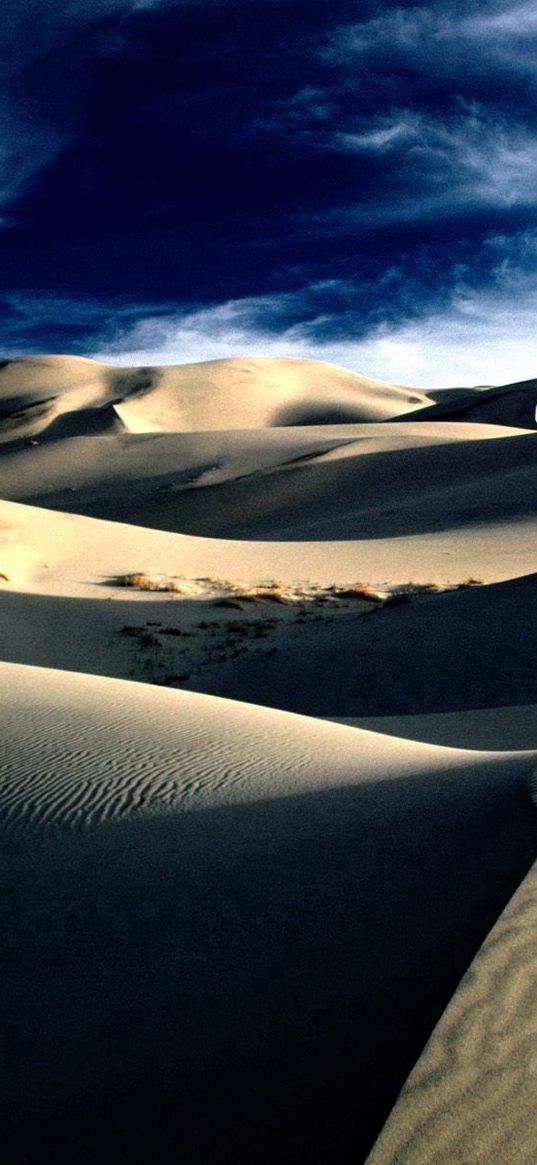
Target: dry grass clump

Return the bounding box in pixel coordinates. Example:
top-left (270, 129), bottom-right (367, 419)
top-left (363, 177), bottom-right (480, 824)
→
top-left (111, 571), bottom-right (485, 607)
top-left (113, 572), bottom-right (196, 594)
top-left (222, 580), bottom-right (293, 605)
top-left (327, 582), bottom-right (384, 602)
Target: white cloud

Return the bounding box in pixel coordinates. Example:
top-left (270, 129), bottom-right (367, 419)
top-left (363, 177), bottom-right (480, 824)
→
top-left (317, 107), bottom-right (537, 227)
top-left (328, 2), bottom-right (537, 64)
top-left (335, 116), bottom-right (420, 153)
top-left (93, 262), bottom-right (537, 389)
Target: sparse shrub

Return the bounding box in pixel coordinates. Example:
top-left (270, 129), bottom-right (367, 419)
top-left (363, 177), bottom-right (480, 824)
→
top-left (330, 583), bottom-right (384, 602)
top-left (140, 632), bottom-right (160, 648)
top-left (113, 572), bottom-right (193, 594)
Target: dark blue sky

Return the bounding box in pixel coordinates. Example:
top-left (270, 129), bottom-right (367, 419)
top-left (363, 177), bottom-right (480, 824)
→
top-left (2, 0), bottom-right (537, 384)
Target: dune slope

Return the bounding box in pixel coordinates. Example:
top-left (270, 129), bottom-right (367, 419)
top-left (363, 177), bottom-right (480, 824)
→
top-left (2, 662), bottom-right (537, 1164)
top-left (393, 374), bottom-right (537, 429)
top-left (366, 853), bottom-right (537, 1165)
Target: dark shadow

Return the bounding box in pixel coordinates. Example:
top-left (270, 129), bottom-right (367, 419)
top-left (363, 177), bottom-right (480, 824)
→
top-left (109, 367), bottom-right (161, 400)
top-left (0, 394), bottom-right (56, 423)
top-left (390, 380), bottom-right (537, 429)
top-left (2, 574), bottom-right (537, 719)
top-left (1, 757), bottom-right (536, 1164)
top-left (181, 572), bottom-right (537, 717)
top-left (272, 401), bottom-right (380, 425)
top-left (38, 404), bottom-right (126, 441)
top-left (16, 429), bottom-right (537, 540)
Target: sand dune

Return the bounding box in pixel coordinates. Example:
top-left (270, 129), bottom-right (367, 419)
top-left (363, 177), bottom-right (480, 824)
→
top-left (99, 425), bottom-right (537, 540)
top-left (394, 374), bottom-right (537, 429)
top-left (0, 354), bottom-right (433, 444)
top-left (0, 420), bottom-right (532, 542)
top-left (3, 495), bottom-right (535, 596)
top-left (162, 571), bottom-right (537, 716)
top-left (2, 559), bottom-right (537, 720)
top-left (1, 355), bottom-right (537, 1162)
top-left (366, 853), bottom-right (537, 1165)
top-left (2, 661), bottom-right (537, 1163)
top-left (335, 704), bottom-right (537, 751)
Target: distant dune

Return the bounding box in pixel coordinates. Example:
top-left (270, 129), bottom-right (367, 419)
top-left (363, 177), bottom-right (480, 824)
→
top-left (1, 354), bottom-right (537, 1163)
top-left (0, 353), bottom-right (433, 443)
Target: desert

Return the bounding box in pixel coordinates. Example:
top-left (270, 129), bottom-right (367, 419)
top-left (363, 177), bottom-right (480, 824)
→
top-left (1, 352), bottom-right (537, 1162)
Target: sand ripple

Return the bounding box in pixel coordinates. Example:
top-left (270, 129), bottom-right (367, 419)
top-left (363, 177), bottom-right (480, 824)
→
top-left (367, 857), bottom-right (537, 1165)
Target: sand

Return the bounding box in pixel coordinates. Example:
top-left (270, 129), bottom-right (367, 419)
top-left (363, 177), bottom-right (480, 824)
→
top-left (1, 354), bottom-right (537, 1162)
top-left (366, 854), bottom-right (537, 1165)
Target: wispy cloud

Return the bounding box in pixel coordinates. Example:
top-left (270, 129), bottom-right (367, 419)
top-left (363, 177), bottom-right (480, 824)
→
top-left (326, 2), bottom-right (537, 72)
top-left (90, 234), bottom-right (537, 387)
top-left (91, 287), bottom-right (537, 388)
top-left (0, 0), bottom-right (182, 213)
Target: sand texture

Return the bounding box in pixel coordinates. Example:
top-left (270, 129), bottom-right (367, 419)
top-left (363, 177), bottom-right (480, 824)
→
top-left (1, 354), bottom-right (537, 1162)
top-left (366, 855), bottom-right (537, 1165)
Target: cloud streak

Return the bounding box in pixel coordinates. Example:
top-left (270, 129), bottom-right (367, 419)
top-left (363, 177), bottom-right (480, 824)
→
top-left (87, 231), bottom-right (537, 387)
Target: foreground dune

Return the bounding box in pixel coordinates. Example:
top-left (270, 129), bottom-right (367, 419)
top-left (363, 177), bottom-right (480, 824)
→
top-left (2, 661), bottom-right (537, 1163)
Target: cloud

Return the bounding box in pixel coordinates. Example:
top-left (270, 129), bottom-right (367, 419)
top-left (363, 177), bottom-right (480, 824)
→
top-left (326, 2), bottom-right (537, 73)
top-left (299, 104), bottom-right (537, 240)
top-left (2, 0), bottom-right (537, 368)
top-left (92, 288), bottom-right (537, 389)
top-left (90, 235), bottom-right (537, 387)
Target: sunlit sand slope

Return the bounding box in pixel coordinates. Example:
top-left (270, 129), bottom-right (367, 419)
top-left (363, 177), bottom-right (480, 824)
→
top-left (0, 354), bottom-right (433, 442)
top-left (366, 854), bottom-right (537, 1165)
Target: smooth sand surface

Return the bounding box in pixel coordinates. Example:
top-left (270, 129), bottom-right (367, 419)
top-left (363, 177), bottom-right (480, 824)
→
top-left (1, 420), bottom-right (535, 542)
top-left (2, 355), bottom-right (537, 1162)
top-left (0, 354), bottom-right (433, 442)
top-left (2, 496), bottom-right (537, 596)
top-left (392, 374), bottom-right (537, 429)
top-left (333, 704), bottom-right (537, 751)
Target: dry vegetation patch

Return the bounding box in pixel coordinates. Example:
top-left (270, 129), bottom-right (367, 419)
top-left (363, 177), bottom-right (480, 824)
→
top-left (110, 571), bottom-right (484, 608)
